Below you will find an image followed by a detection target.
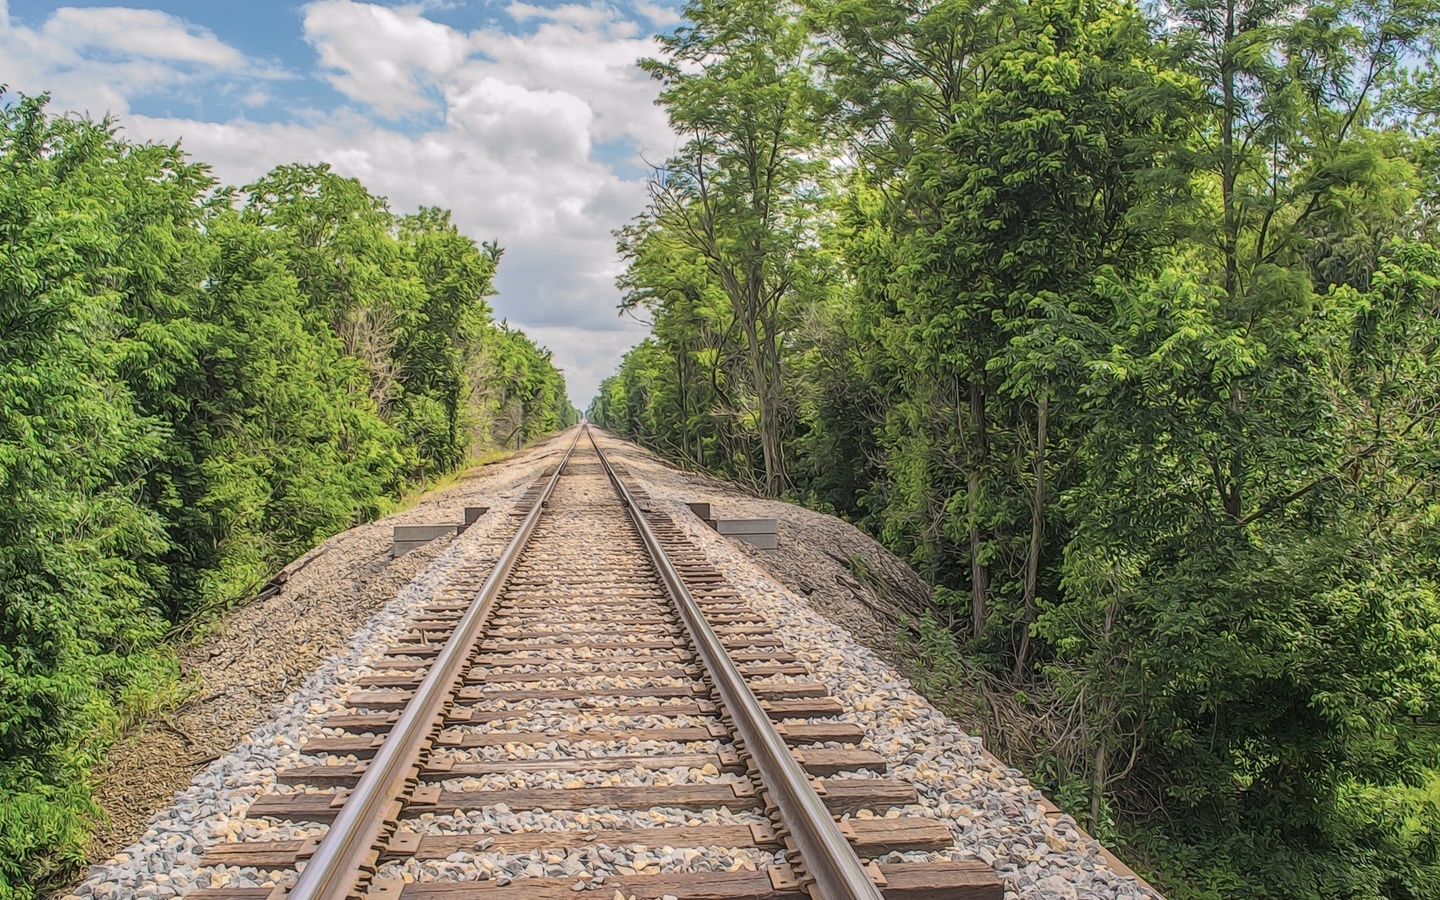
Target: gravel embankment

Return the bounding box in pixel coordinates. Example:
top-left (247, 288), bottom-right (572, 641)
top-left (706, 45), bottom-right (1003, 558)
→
top-left (590, 431), bottom-right (1161, 900)
top-left (70, 428), bottom-right (1159, 900)
top-left (68, 436), bottom-right (570, 898)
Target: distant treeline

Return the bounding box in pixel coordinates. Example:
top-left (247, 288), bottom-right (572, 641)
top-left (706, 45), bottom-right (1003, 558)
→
top-left (591, 0), bottom-right (1440, 896)
top-left (0, 94), bottom-right (575, 896)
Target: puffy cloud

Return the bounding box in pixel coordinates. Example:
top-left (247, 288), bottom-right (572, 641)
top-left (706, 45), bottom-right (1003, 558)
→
top-left (0, 0), bottom-right (673, 403)
top-left (473, 5), bottom-right (670, 153)
top-left (521, 321), bottom-right (653, 410)
top-left (507, 2), bottom-right (635, 33)
top-left (43, 6), bottom-right (245, 67)
top-left (303, 0), bottom-right (472, 118)
top-left (632, 1), bottom-right (685, 27)
top-left (447, 76), bottom-right (596, 166)
top-left (0, 1), bottom-right (260, 114)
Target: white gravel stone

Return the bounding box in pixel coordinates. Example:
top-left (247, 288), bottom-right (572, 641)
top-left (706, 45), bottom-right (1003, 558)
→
top-left (71, 434), bottom-right (1161, 900)
top-left (600, 432), bottom-right (1162, 900)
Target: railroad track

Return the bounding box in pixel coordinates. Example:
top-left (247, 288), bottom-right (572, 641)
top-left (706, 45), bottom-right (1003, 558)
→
top-left (192, 426), bottom-right (1002, 900)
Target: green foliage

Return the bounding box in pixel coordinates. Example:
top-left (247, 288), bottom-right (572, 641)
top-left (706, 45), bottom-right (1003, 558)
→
top-left (617, 0), bottom-right (831, 495)
top-left (0, 97), bottom-right (179, 897)
top-left (597, 0), bottom-right (1440, 895)
top-left (0, 94), bottom-right (572, 898)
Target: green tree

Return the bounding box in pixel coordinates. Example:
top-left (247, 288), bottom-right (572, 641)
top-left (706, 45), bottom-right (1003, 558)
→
top-left (0, 94), bottom-right (573, 897)
top-left (818, 0), bottom-right (1191, 637)
top-left (637, 0), bottom-right (828, 495)
top-left (589, 0), bottom-right (1440, 892)
top-left (0, 96), bottom-right (174, 896)
top-left (612, 214), bottom-right (762, 479)
top-left (397, 208), bottom-right (504, 473)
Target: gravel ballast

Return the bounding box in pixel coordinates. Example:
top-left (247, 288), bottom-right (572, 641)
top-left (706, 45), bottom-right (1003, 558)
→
top-left (68, 437), bottom-right (570, 898)
top-left (590, 431), bottom-right (1161, 900)
top-left (70, 428), bottom-right (1159, 900)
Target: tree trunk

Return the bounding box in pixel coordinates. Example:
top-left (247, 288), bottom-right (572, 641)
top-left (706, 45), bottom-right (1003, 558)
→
top-left (1221, 0), bottom-right (1239, 304)
top-left (1090, 736), bottom-right (1107, 832)
top-left (677, 350), bottom-right (690, 463)
top-left (743, 317), bottom-right (788, 496)
top-left (967, 380), bottom-right (990, 637)
top-left (1226, 387), bottom-right (1245, 520)
top-left (762, 338), bottom-right (789, 495)
top-left (1091, 581), bottom-right (1121, 832)
top-left (1014, 392), bottom-right (1048, 679)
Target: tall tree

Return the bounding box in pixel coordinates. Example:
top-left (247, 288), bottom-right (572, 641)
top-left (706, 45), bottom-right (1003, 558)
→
top-left (1159, 0), bottom-right (1440, 530)
top-left (0, 97), bottom-right (173, 896)
top-left (637, 0), bottom-right (827, 495)
top-left (0, 95), bottom-right (575, 897)
top-left (819, 0), bottom-right (1191, 637)
top-left (596, 0), bottom-right (1440, 890)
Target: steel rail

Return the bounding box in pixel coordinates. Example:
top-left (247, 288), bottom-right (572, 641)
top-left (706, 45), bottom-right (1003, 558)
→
top-left (585, 425), bottom-right (886, 900)
top-left (287, 427), bottom-right (583, 900)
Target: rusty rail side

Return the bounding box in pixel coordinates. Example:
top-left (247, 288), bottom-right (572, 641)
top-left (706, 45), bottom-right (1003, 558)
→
top-left (287, 428), bottom-right (582, 900)
top-left (586, 426), bottom-right (886, 900)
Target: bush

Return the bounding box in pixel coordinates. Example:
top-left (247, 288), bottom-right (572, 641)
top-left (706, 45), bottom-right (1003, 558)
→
top-left (0, 95), bottom-right (574, 898)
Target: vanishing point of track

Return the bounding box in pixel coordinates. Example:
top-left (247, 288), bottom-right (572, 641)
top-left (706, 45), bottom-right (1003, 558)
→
top-left (192, 426), bottom-right (1001, 900)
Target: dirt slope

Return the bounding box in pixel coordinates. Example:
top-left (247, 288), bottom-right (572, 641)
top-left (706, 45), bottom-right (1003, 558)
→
top-left (80, 433), bottom-right (571, 870)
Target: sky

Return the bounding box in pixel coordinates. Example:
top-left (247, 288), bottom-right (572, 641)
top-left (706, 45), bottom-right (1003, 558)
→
top-left (0, 0), bottom-right (680, 406)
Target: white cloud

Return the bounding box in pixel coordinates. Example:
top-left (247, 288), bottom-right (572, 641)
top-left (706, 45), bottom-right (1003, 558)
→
top-left (471, 7), bottom-right (669, 152)
top-left (303, 0), bottom-right (672, 151)
top-left (393, 0), bottom-right (460, 12)
top-left (632, 1), bottom-right (684, 27)
top-left (521, 321), bottom-right (653, 410)
top-left (447, 76), bottom-right (595, 165)
top-left (0, 0), bottom-right (672, 404)
top-left (43, 6), bottom-right (245, 67)
top-left (0, 0), bottom-right (270, 115)
top-left (507, 2), bottom-right (635, 33)
top-left (303, 0), bottom-right (472, 118)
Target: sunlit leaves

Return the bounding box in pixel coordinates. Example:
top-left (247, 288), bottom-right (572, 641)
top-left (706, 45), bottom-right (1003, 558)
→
top-left (599, 0), bottom-right (1440, 893)
top-left (0, 95), bottom-right (573, 897)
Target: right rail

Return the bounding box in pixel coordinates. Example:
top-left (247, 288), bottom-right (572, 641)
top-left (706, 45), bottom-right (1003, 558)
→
top-left (587, 426), bottom-right (885, 900)
top-left (188, 426), bottom-right (1003, 900)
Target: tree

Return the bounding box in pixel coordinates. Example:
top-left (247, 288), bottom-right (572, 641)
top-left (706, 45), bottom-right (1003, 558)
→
top-left (819, 0), bottom-right (1191, 638)
top-left (0, 96), bottom-right (173, 896)
top-left (397, 208), bottom-right (503, 472)
top-left (636, 0), bottom-right (828, 495)
top-left (596, 1), bottom-right (1440, 892)
top-left (0, 95), bottom-right (573, 897)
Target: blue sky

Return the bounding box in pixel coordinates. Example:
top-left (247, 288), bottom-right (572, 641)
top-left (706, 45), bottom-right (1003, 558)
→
top-left (0, 0), bottom-right (681, 403)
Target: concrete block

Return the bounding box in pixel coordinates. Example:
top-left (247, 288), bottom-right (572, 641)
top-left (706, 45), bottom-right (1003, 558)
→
top-left (686, 502), bottom-right (712, 520)
top-left (393, 524), bottom-right (461, 542)
top-left (715, 518), bottom-right (777, 536)
top-left (732, 533), bottom-right (778, 551)
top-left (459, 507), bottom-right (490, 532)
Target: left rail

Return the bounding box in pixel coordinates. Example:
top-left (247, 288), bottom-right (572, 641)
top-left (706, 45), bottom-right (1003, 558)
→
top-left (587, 427), bottom-right (887, 900)
top-left (286, 427), bottom-right (582, 900)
